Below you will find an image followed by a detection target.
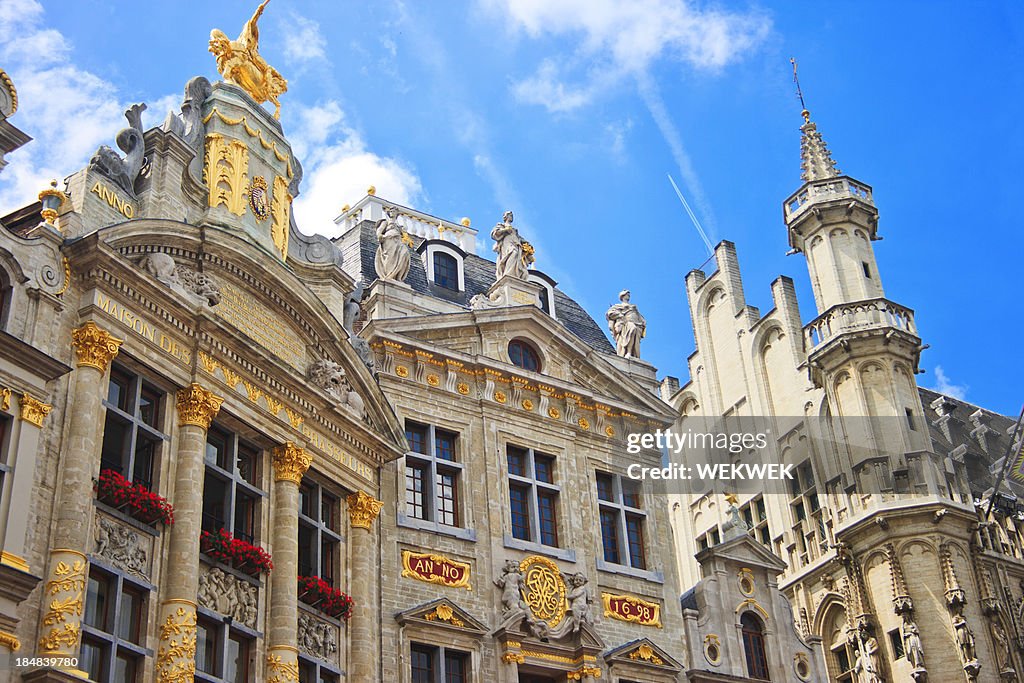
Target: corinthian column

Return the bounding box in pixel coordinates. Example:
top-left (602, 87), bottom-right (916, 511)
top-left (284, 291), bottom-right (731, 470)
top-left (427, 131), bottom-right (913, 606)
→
top-left (266, 443), bottom-right (311, 682)
top-left (155, 383), bottom-right (222, 683)
top-left (347, 491), bottom-right (383, 681)
top-left (37, 321), bottom-right (121, 669)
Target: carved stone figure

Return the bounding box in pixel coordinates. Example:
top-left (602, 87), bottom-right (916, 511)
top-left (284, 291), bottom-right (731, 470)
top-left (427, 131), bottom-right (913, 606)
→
top-left (566, 572), bottom-right (594, 633)
top-left (495, 559), bottom-right (526, 615)
top-left (953, 614), bottom-right (977, 663)
top-left (308, 358), bottom-right (365, 415)
top-left (176, 267), bottom-right (222, 306)
top-left (852, 633), bottom-right (882, 683)
top-left (374, 206), bottom-right (411, 282)
top-left (162, 76), bottom-right (212, 151)
top-left (197, 567), bottom-right (258, 629)
top-left (298, 612), bottom-right (338, 661)
top-left (992, 620), bottom-right (1014, 673)
top-left (139, 253), bottom-right (180, 286)
top-left (89, 103), bottom-right (147, 197)
top-left (136, 253), bottom-right (221, 306)
top-left (491, 210), bottom-right (530, 281)
top-left (94, 516), bottom-right (148, 579)
top-left (209, 0), bottom-right (288, 119)
top-left (903, 618), bottom-right (925, 670)
top-left (606, 290), bottom-right (646, 359)
top-left (343, 281), bottom-right (365, 336)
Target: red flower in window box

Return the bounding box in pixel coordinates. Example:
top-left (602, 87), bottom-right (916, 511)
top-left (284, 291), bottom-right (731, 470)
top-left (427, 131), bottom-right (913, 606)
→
top-left (94, 469), bottom-right (174, 526)
top-left (200, 529), bottom-right (273, 575)
top-left (298, 575), bottom-right (353, 621)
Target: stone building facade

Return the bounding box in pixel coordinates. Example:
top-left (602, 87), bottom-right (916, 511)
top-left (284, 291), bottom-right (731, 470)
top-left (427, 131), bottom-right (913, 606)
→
top-left (665, 108), bottom-right (1024, 683)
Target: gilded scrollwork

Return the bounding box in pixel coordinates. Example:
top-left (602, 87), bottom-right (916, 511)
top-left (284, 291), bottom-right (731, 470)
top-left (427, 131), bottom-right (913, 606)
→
top-left (271, 175), bottom-right (291, 260)
top-left (266, 652), bottom-right (300, 683)
top-left (272, 442), bottom-right (311, 484)
top-left (519, 555), bottom-right (568, 628)
top-left (348, 491), bottom-right (383, 530)
top-left (38, 557), bottom-right (87, 653)
top-left (71, 321), bottom-right (123, 372)
top-left (176, 383), bottom-right (224, 430)
top-left (204, 133), bottom-right (249, 216)
top-left (424, 603), bottom-right (465, 628)
top-left (18, 393), bottom-right (52, 427)
top-left (156, 604), bottom-right (198, 683)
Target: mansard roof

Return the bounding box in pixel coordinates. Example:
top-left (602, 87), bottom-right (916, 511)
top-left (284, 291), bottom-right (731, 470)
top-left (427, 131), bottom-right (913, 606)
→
top-left (349, 220), bottom-right (615, 354)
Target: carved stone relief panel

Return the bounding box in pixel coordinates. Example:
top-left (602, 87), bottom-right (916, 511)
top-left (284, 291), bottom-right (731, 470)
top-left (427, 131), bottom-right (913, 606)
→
top-left (93, 512), bottom-right (152, 580)
top-left (298, 609), bottom-right (340, 666)
top-left (197, 564), bottom-right (259, 629)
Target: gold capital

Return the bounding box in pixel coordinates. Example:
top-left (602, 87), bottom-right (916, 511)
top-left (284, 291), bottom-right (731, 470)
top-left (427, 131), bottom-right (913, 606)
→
top-left (176, 383), bottom-right (224, 429)
top-left (71, 321), bottom-right (123, 372)
top-left (0, 629), bottom-right (20, 652)
top-left (271, 442), bottom-right (311, 484)
top-left (19, 393), bottom-right (52, 427)
top-left (347, 490), bottom-right (383, 530)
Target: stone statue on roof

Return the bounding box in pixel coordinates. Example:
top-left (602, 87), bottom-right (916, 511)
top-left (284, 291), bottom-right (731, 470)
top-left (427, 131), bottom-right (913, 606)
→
top-left (374, 205), bottom-right (411, 282)
top-left (491, 210), bottom-right (532, 281)
top-left (606, 289), bottom-right (646, 359)
top-left (209, 0), bottom-right (288, 119)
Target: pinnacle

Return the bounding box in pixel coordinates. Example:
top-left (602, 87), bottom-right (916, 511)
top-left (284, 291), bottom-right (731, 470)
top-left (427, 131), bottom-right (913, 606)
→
top-left (800, 117), bottom-right (841, 182)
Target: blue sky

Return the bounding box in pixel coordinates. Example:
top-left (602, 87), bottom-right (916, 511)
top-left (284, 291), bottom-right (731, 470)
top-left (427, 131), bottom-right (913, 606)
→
top-left (2, 1), bottom-right (1021, 413)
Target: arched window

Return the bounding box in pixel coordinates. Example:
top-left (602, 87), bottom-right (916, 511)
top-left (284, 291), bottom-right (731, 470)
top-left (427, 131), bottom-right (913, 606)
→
top-left (741, 612), bottom-right (770, 680)
top-left (432, 251), bottom-right (459, 290)
top-left (0, 268), bottom-right (9, 330)
top-left (508, 340), bottom-right (540, 372)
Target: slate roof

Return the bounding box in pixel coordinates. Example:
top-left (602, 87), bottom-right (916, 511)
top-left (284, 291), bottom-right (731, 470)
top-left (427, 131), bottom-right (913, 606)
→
top-left (349, 220), bottom-right (615, 354)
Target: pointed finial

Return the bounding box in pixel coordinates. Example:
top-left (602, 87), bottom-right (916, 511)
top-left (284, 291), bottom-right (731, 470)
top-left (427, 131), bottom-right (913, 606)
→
top-left (791, 57), bottom-right (810, 123)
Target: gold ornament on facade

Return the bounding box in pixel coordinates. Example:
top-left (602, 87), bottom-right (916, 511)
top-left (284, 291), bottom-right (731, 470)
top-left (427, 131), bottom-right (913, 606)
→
top-left (519, 555), bottom-right (567, 628)
top-left (348, 491), bottom-right (383, 530)
top-left (176, 383), bottom-right (224, 430)
top-left (0, 550), bottom-right (29, 572)
top-left (266, 652), bottom-right (300, 683)
top-left (494, 390), bottom-right (507, 404)
top-left (38, 623), bottom-right (79, 652)
top-left (629, 643), bottom-right (664, 665)
top-left (566, 666), bottom-right (601, 680)
top-left (38, 180), bottom-right (66, 226)
top-left (426, 374), bottom-right (440, 387)
top-left (199, 351), bottom-right (219, 375)
top-left (243, 380), bottom-right (263, 403)
top-left (272, 442), bottom-right (311, 484)
top-left (578, 417), bottom-right (590, 430)
top-left (0, 387), bottom-right (9, 412)
top-left (285, 407), bottom-right (304, 428)
top-left (204, 134), bottom-right (249, 216)
top-left (395, 365), bottom-right (410, 378)
top-left (55, 257), bottom-right (71, 296)
top-left (8, 394), bottom-right (38, 426)
top-left (605, 425), bottom-right (615, 437)
top-left (457, 382), bottom-right (470, 395)
top-left (202, 108), bottom-right (294, 177)
top-left (155, 604), bottom-right (198, 683)
top-left (521, 240), bottom-right (536, 268)
top-left (367, 185), bottom-right (376, 196)
top-left (0, 629), bottom-right (20, 652)
top-left (522, 399), bottom-right (534, 411)
top-left (271, 175), bottom-right (291, 260)
top-left (39, 557), bottom-right (87, 653)
top-left (71, 321), bottom-right (123, 372)
top-left (548, 407), bottom-right (561, 419)
top-left (602, 592), bottom-right (663, 628)
top-left (424, 603), bottom-right (465, 628)
top-left (501, 651), bottom-right (525, 664)
top-left (208, 0), bottom-right (288, 119)
top-left (249, 175), bottom-right (270, 220)
top-left (738, 567), bottom-right (755, 596)
top-left (402, 550), bottom-right (472, 590)
top-left (703, 634), bottom-right (722, 665)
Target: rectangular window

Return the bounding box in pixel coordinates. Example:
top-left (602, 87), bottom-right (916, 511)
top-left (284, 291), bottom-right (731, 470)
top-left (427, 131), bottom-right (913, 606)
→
top-left (194, 613), bottom-right (255, 683)
top-left (862, 261), bottom-right (872, 279)
top-left (889, 628), bottom-right (905, 659)
top-left (740, 495), bottom-right (772, 548)
top-left (506, 444), bottom-right (561, 548)
top-left (789, 461), bottom-right (825, 570)
top-left (100, 364), bottom-right (168, 492)
top-left (298, 478), bottom-right (343, 585)
top-left (80, 565), bottom-right (148, 683)
top-left (596, 471), bottom-right (648, 570)
top-left (905, 408), bottom-right (917, 431)
top-left (403, 421), bottom-right (463, 527)
top-left (299, 658), bottom-right (341, 683)
top-left (410, 643), bottom-right (469, 683)
top-left (201, 426), bottom-right (264, 546)
top-left (0, 415), bottom-right (10, 509)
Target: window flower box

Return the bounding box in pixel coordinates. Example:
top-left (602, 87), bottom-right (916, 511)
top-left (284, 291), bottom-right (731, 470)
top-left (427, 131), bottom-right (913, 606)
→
top-left (200, 528), bottom-right (273, 575)
top-left (298, 575), bottom-right (353, 621)
top-left (95, 469), bottom-right (174, 527)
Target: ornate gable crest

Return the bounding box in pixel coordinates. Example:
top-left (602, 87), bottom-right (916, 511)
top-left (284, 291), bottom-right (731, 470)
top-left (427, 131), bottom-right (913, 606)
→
top-left (605, 638), bottom-right (682, 672)
top-left (395, 598), bottom-right (486, 635)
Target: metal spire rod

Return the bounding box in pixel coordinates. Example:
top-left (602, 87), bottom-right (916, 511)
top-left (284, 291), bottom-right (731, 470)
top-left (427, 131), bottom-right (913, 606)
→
top-left (790, 57), bottom-right (810, 123)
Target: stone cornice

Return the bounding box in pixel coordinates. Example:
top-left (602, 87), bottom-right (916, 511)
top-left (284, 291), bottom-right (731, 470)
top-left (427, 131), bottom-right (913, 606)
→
top-left (0, 331), bottom-right (71, 381)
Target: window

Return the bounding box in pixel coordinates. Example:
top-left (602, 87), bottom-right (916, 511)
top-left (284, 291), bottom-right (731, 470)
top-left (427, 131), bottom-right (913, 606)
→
top-left (862, 261), bottom-right (872, 278)
top-left (905, 407), bottom-right (917, 431)
top-left (888, 628), bottom-right (904, 660)
top-left (0, 414), bottom-right (10, 509)
top-left (299, 480), bottom-right (342, 585)
top-left (101, 365), bottom-right (168, 490)
top-left (789, 461), bottom-right (826, 569)
top-left (410, 643), bottom-right (469, 683)
top-left (595, 472), bottom-right (647, 570)
top-left (404, 422), bottom-right (463, 527)
top-left (80, 565), bottom-right (148, 682)
top-left (538, 287), bottom-right (551, 315)
top-left (697, 527), bottom-right (721, 552)
top-left (299, 658), bottom-right (340, 683)
top-left (741, 612), bottom-right (770, 680)
top-left (507, 445), bottom-right (560, 547)
top-left (740, 495), bottom-right (772, 547)
top-left (508, 340), bottom-right (540, 372)
top-left (432, 252), bottom-right (459, 290)
top-left (202, 426), bottom-right (264, 544)
top-left (195, 614), bottom-right (255, 683)
top-left (0, 269), bottom-right (9, 329)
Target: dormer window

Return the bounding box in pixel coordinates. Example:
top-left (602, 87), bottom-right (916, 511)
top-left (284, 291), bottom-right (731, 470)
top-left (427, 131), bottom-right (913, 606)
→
top-left (433, 252), bottom-right (458, 290)
top-left (420, 240), bottom-right (466, 292)
top-left (538, 287), bottom-right (551, 315)
top-left (528, 271), bottom-right (557, 319)
top-left (508, 339), bottom-right (541, 372)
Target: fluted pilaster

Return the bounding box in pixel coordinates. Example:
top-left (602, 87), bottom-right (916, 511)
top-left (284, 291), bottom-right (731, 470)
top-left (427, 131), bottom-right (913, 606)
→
top-left (347, 491), bottom-right (382, 681)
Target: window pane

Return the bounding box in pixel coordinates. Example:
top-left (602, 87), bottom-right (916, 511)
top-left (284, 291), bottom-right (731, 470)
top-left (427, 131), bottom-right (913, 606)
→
top-left (626, 514), bottom-right (646, 569)
top-left (227, 631), bottom-right (250, 683)
top-left (84, 573), bottom-right (110, 630)
top-left (509, 485), bottom-right (531, 541)
top-left (207, 430), bottom-right (230, 470)
top-left (117, 586), bottom-right (143, 644)
top-left (138, 384), bottom-right (162, 428)
top-left (596, 472), bottom-right (615, 502)
top-left (321, 492), bottom-right (337, 531)
top-left (299, 660), bottom-right (316, 683)
top-left (115, 650), bottom-right (139, 683)
top-left (195, 619), bottom-right (218, 675)
top-left (405, 461), bottom-right (427, 520)
top-left (133, 433), bottom-right (157, 489)
top-left (100, 414), bottom-right (130, 476)
top-left (298, 522), bottom-right (316, 577)
top-left (436, 469), bottom-right (458, 527)
top-left (534, 454), bottom-right (554, 484)
top-left (406, 423), bottom-right (428, 454)
top-left (433, 252), bottom-right (458, 289)
top-left (234, 490), bottom-right (257, 542)
top-left (236, 443), bottom-right (259, 485)
top-left (444, 651), bottom-right (467, 683)
top-left (622, 479), bottom-right (642, 508)
top-left (537, 491), bottom-right (559, 547)
top-left (600, 509), bottom-right (620, 564)
top-left (202, 473), bottom-right (228, 533)
top-left (320, 672), bottom-right (339, 683)
top-left (299, 483), bottom-right (315, 518)
top-left (81, 637), bottom-right (107, 682)
top-left (508, 340), bottom-right (540, 371)
top-left (107, 367), bottom-right (132, 412)
top-left (435, 430), bottom-right (456, 461)
top-left (411, 645), bottom-right (435, 683)
top-left (507, 446), bottom-right (527, 477)
top-left (321, 538), bottom-right (337, 585)
top-left (538, 287), bottom-right (550, 314)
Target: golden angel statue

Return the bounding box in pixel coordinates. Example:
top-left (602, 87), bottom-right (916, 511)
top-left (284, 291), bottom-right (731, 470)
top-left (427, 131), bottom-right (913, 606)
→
top-left (209, 0), bottom-right (288, 119)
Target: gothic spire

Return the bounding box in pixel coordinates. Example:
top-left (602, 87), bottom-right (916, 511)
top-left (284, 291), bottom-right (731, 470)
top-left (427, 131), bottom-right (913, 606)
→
top-left (791, 58), bottom-right (841, 182)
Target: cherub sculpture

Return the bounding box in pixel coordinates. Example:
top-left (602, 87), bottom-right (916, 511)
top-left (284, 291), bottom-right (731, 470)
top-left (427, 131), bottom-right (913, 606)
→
top-left (209, 0), bottom-right (288, 119)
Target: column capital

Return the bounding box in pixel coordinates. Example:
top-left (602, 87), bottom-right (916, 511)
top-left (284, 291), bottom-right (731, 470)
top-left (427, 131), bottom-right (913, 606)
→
top-left (19, 392), bottom-right (52, 427)
top-left (347, 490), bottom-right (383, 530)
top-left (272, 442), bottom-right (311, 484)
top-left (71, 321), bottom-right (123, 372)
top-left (176, 383), bottom-right (224, 429)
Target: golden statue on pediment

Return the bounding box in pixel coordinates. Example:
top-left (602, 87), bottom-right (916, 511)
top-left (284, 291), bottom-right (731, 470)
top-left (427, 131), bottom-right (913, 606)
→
top-left (209, 0), bottom-right (288, 119)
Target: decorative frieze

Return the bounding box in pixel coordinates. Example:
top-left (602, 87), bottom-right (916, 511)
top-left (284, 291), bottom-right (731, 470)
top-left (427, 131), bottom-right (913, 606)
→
top-left (71, 320), bottom-right (123, 371)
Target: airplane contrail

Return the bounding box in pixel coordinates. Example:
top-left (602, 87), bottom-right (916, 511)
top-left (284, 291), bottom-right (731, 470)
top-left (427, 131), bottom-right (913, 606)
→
top-left (668, 173), bottom-right (713, 256)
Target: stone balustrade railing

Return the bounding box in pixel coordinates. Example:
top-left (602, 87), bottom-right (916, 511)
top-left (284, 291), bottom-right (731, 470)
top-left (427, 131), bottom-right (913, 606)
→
top-left (804, 297), bottom-right (917, 349)
top-left (334, 195), bottom-right (478, 252)
top-left (784, 176), bottom-right (874, 220)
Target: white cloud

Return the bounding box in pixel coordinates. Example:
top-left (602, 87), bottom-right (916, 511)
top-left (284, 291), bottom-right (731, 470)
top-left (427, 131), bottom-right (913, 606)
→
top-left (282, 13), bottom-right (327, 64)
top-left (932, 365), bottom-right (968, 401)
top-left (0, 0), bottom-right (173, 212)
top-left (604, 118), bottom-right (633, 161)
top-left (512, 60), bottom-right (596, 113)
top-left (288, 101), bottom-right (423, 237)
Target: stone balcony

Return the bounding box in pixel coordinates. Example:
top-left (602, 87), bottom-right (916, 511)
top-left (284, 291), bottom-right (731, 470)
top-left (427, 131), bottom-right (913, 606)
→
top-left (784, 175), bottom-right (874, 220)
top-left (804, 297), bottom-right (917, 350)
top-left (334, 193), bottom-right (478, 252)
